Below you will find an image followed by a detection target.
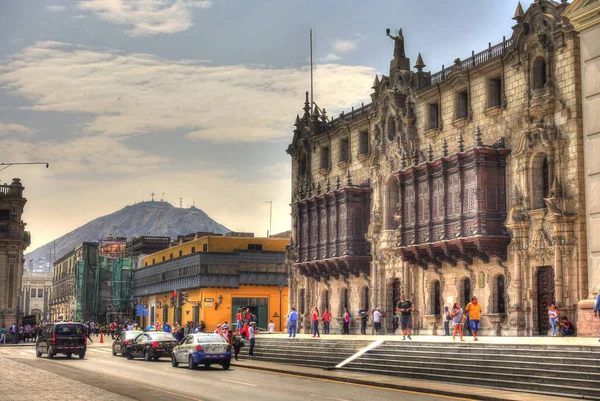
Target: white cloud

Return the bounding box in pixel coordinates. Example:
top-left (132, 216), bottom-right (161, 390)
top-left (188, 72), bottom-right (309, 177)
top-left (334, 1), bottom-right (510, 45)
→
top-left (322, 34), bottom-right (366, 62)
top-left (46, 5), bottom-right (68, 12)
top-left (77, 0), bottom-right (213, 37)
top-left (331, 39), bottom-right (357, 54)
top-left (0, 122), bottom-right (34, 136)
top-left (0, 41), bottom-right (376, 143)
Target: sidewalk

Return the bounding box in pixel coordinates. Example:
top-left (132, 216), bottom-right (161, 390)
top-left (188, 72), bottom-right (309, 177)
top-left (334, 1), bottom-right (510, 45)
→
top-left (259, 332), bottom-right (600, 346)
top-left (231, 358), bottom-right (568, 401)
top-left (0, 358), bottom-right (131, 401)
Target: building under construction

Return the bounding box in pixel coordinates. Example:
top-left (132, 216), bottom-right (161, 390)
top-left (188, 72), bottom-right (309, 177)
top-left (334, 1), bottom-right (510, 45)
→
top-left (72, 237), bottom-right (134, 323)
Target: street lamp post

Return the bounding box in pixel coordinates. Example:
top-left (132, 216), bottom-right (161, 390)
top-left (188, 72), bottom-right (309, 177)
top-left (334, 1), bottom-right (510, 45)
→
top-left (278, 285), bottom-right (283, 332)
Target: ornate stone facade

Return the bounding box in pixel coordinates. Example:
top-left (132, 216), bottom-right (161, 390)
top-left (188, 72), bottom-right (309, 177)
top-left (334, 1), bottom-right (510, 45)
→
top-left (0, 178), bottom-right (31, 330)
top-left (287, 1), bottom-right (589, 336)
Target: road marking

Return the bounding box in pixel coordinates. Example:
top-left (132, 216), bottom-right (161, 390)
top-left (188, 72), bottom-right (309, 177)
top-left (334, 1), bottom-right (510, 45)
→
top-left (20, 351), bottom-right (34, 355)
top-left (99, 374), bottom-right (204, 401)
top-left (164, 368), bottom-right (188, 374)
top-left (335, 339), bottom-right (383, 369)
top-left (234, 367), bottom-right (473, 401)
top-left (221, 379), bottom-right (257, 387)
top-left (310, 394), bottom-right (349, 401)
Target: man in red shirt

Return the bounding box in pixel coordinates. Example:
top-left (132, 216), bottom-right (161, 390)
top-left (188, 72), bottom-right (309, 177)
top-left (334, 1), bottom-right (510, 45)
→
top-left (322, 308), bottom-right (331, 334)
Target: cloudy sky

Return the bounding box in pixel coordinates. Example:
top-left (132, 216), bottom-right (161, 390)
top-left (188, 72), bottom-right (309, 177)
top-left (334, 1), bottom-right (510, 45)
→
top-left (0, 0), bottom-right (533, 252)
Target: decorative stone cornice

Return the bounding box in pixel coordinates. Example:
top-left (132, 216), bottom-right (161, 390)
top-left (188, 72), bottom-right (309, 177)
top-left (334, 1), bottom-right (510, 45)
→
top-left (564, 0), bottom-right (600, 32)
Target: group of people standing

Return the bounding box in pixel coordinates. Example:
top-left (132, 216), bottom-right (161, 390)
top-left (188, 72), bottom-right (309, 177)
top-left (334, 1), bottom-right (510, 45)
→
top-left (442, 297), bottom-right (482, 341)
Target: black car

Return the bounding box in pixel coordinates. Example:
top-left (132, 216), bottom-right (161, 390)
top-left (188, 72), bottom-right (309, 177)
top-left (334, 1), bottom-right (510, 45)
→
top-left (112, 330), bottom-right (142, 357)
top-left (36, 322), bottom-right (87, 359)
top-left (126, 331), bottom-right (178, 361)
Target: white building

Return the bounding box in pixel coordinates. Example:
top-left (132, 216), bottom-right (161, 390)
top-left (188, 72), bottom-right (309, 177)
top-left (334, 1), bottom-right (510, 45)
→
top-left (21, 271), bottom-right (53, 321)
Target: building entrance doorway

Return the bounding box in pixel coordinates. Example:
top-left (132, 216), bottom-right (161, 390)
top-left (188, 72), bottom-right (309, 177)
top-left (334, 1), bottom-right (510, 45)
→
top-left (536, 266), bottom-right (555, 335)
top-left (231, 297), bottom-right (268, 330)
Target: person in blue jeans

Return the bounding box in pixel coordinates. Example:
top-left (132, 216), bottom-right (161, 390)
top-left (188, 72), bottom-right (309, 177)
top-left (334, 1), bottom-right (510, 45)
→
top-left (288, 307), bottom-right (298, 338)
top-left (548, 303), bottom-right (559, 337)
top-left (594, 292), bottom-right (600, 342)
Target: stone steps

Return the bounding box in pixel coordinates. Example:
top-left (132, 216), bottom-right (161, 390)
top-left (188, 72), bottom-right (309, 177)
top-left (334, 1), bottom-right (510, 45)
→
top-left (340, 340), bottom-right (600, 398)
top-left (363, 352), bottom-right (600, 371)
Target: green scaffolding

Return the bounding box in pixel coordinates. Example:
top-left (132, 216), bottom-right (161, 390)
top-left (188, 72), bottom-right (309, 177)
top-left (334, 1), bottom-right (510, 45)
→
top-left (73, 243), bottom-right (133, 323)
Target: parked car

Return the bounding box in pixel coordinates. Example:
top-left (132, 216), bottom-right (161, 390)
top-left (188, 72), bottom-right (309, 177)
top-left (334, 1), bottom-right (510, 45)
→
top-left (112, 330), bottom-right (142, 357)
top-left (126, 331), bottom-right (178, 361)
top-left (171, 333), bottom-right (231, 370)
top-left (36, 322), bottom-right (87, 359)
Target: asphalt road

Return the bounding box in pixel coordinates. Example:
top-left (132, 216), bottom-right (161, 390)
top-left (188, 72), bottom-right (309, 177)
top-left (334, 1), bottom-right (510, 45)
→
top-left (0, 345), bottom-right (468, 401)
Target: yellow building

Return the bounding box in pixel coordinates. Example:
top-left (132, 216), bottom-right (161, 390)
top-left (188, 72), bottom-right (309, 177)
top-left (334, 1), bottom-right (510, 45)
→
top-left (142, 233), bottom-right (289, 267)
top-left (134, 233), bottom-right (289, 331)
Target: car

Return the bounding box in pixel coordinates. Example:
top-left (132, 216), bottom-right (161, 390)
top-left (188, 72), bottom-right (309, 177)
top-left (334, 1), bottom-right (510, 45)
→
top-left (112, 330), bottom-right (142, 357)
top-left (171, 333), bottom-right (231, 370)
top-left (36, 322), bottom-right (87, 359)
top-left (126, 331), bottom-right (178, 361)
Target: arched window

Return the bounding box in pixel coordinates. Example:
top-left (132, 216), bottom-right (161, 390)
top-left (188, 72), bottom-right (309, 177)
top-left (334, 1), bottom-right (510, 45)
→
top-left (384, 176), bottom-right (400, 230)
top-left (362, 286), bottom-right (370, 310)
top-left (491, 274), bottom-right (506, 314)
top-left (321, 289), bottom-right (330, 312)
top-left (387, 117), bottom-right (396, 141)
top-left (299, 289), bottom-right (305, 315)
top-left (532, 153), bottom-right (550, 209)
top-left (460, 277), bottom-right (471, 309)
top-left (430, 280), bottom-right (441, 315)
top-left (392, 278), bottom-right (401, 310)
top-left (299, 154), bottom-right (307, 177)
top-left (341, 288), bottom-right (349, 314)
top-left (532, 57), bottom-right (547, 89)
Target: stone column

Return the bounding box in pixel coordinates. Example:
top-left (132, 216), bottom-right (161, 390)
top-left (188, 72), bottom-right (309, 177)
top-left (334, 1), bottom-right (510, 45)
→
top-left (555, 246), bottom-right (563, 306)
top-left (513, 250), bottom-right (522, 308)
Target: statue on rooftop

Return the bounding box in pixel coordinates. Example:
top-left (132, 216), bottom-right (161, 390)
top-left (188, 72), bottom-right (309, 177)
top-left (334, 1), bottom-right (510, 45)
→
top-left (386, 28), bottom-right (405, 58)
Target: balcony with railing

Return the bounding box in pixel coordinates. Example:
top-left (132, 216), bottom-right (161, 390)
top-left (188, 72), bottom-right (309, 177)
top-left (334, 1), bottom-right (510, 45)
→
top-left (0, 179), bottom-right (24, 198)
top-left (429, 38), bottom-right (513, 86)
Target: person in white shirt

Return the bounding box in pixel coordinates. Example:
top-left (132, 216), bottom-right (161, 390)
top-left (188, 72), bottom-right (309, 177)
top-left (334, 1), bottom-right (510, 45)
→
top-left (268, 320), bottom-right (275, 333)
top-left (248, 322), bottom-right (258, 356)
top-left (373, 308), bottom-right (383, 334)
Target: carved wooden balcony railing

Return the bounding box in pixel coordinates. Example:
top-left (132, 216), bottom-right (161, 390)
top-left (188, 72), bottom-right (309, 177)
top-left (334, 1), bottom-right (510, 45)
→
top-left (293, 181), bottom-right (372, 281)
top-left (394, 137), bottom-right (510, 268)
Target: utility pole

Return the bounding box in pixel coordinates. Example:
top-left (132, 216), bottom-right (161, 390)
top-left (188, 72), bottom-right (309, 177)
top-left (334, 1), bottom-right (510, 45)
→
top-left (265, 201), bottom-right (273, 238)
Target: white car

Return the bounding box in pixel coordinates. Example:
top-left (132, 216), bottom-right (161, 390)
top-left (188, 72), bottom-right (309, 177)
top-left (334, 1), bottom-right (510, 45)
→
top-left (171, 333), bottom-right (232, 370)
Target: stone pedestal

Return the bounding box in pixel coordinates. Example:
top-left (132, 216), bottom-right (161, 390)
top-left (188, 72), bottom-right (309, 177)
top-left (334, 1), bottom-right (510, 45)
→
top-left (576, 298), bottom-right (600, 337)
top-left (424, 315), bottom-right (441, 335)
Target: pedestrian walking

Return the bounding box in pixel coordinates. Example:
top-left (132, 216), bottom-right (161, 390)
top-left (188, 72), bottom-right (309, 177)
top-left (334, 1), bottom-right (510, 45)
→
top-left (288, 307), bottom-right (298, 338)
top-left (548, 303), bottom-right (560, 337)
top-left (236, 308), bottom-right (243, 332)
top-left (465, 296), bottom-right (482, 341)
top-left (311, 307), bottom-right (320, 338)
top-left (0, 326), bottom-right (6, 344)
top-left (268, 320), bottom-right (275, 333)
top-left (342, 308), bottom-right (350, 334)
top-left (397, 294), bottom-right (414, 340)
top-left (358, 305), bottom-right (369, 335)
top-left (322, 308), bottom-right (331, 334)
top-left (373, 308), bottom-right (382, 334)
top-left (594, 291), bottom-right (600, 342)
top-left (231, 329), bottom-right (242, 361)
top-left (163, 321), bottom-right (172, 333)
top-left (10, 323), bottom-right (17, 344)
top-left (248, 322), bottom-right (258, 356)
top-left (451, 302), bottom-right (464, 341)
top-left (443, 306), bottom-right (451, 336)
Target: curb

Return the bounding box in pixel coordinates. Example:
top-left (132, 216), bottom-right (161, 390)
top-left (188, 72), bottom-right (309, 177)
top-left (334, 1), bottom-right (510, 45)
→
top-left (230, 362), bottom-right (558, 401)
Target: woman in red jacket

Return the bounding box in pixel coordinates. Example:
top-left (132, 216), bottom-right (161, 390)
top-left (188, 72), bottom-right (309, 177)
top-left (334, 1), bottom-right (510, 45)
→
top-left (322, 308), bottom-right (331, 334)
top-left (311, 307), bottom-right (320, 338)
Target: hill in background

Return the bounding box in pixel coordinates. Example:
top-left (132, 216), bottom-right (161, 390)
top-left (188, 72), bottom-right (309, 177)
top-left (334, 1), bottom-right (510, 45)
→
top-left (25, 201), bottom-right (229, 271)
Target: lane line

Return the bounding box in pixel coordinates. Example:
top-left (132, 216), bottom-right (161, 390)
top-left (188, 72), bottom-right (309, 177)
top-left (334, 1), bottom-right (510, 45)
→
top-left (99, 373), bottom-right (205, 401)
top-left (310, 394), bottom-right (350, 401)
top-left (164, 368), bottom-right (188, 374)
top-left (221, 379), bottom-right (257, 387)
top-left (234, 366), bottom-right (473, 401)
